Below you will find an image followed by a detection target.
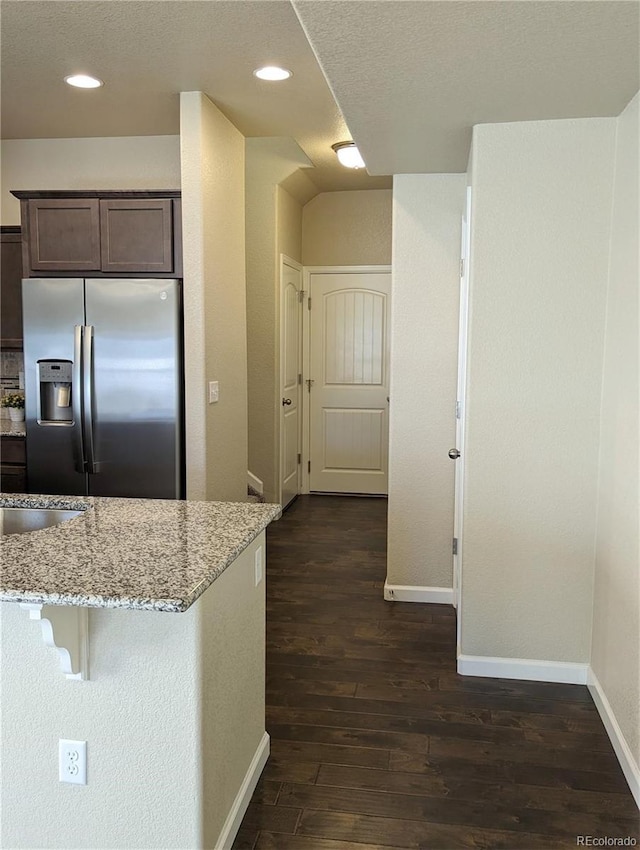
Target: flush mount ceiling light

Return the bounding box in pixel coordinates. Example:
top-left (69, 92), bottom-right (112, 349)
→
top-left (332, 141), bottom-right (365, 170)
top-left (64, 74), bottom-right (104, 89)
top-left (253, 66), bottom-right (292, 81)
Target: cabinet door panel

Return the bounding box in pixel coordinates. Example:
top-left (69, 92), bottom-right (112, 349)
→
top-left (28, 199), bottom-right (100, 271)
top-left (100, 199), bottom-right (173, 273)
top-left (0, 465), bottom-right (27, 493)
top-left (1, 231), bottom-right (23, 346)
top-left (1, 438), bottom-right (26, 464)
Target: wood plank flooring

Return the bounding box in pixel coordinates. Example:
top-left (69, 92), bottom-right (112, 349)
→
top-left (232, 495), bottom-right (639, 850)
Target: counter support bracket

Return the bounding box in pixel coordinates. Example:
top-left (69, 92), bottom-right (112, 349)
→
top-left (19, 604), bottom-right (89, 680)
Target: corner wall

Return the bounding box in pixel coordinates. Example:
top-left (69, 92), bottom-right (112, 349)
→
top-left (180, 92), bottom-right (247, 501)
top-left (591, 92), bottom-right (640, 779)
top-left (245, 138), bottom-right (311, 503)
top-left (462, 118), bottom-right (616, 663)
top-left (387, 174), bottom-right (466, 591)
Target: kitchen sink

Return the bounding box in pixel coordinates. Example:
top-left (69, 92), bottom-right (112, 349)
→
top-left (0, 507), bottom-right (83, 536)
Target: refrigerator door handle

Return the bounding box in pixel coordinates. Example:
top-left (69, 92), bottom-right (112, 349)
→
top-left (82, 325), bottom-right (99, 474)
top-left (72, 325), bottom-right (87, 473)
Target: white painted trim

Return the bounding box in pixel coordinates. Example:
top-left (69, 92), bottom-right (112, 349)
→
top-left (383, 583), bottom-right (454, 605)
top-left (588, 669), bottom-right (640, 808)
top-left (304, 265), bottom-right (392, 276)
top-left (281, 254), bottom-right (303, 273)
top-left (247, 471), bottom-right (263, 496)
top-left (302, 265), bottom-right (393, 495)
top-left (302, 267), bottom-right (312, 494)
top-left (214, 731), bottom-right (270, 850)
top-left (457, 654), bottom-right (589, 685)
top-left (454, 186), bottom-right (472, 647)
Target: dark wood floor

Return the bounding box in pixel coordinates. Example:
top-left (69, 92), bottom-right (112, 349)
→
top-left (232, 495), bottom-right (639, 850)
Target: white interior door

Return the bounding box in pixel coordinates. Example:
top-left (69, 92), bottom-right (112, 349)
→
top-left (280, 258), bottom-right (303, 509)
top-left (307, 269), bottom-right (391, 494)
top-left (453, 188), bottom-right (472, 648)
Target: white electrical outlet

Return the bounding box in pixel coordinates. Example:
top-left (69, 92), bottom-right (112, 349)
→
top-left (208, 381), bottom-right (219, 404)
top-left (254, 545), bottom-right (263, 586)
top-left (59, 739), bottom-right (87, 785)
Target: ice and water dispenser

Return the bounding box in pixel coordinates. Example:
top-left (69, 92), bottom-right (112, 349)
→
top-left (37, 360), bottom-right (73, 424)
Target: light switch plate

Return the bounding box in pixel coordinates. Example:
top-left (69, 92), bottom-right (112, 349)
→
top-left (208, 381), bottom-right (219, 404)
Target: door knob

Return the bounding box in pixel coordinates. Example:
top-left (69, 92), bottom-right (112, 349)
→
top-left (448, 448), bottom-right (460, 459)
top-left (282, 398), bottom-right (292, 406)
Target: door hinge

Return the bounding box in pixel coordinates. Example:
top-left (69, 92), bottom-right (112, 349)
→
top-left (307, 460), bottom-right (311, 473)
top-left (460, 258), bottom-right (465, 278)
top-left (298, 373), bottom-right (302, 385)
top-left (298, 289), bottom-right (305, 303)
top-left (452, 537), bottom-right (458, 555)
top-left (307, 296), bottom-right (312, 311)
top-left (297, 453), bottom-right (301, 465)
top-left (455, 401), bottom-right (461, 420)
top-left (306, 379), bottom-right (314, 392)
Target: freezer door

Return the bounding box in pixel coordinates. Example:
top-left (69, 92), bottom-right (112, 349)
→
top-left (23, 279), bottom-right (88, 496)
top-left (84, 279), bottom-right (183, 498)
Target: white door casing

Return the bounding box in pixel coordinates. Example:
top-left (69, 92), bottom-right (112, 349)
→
top-left (304, 267), bottom-right (391, 495)
top-left (454, 187), bottom-right (472, 650)
top-left (279, 257), bottom-right (303, 509)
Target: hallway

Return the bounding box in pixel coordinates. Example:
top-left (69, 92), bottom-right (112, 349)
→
top-left (233, 496), bottom-right (639, 849)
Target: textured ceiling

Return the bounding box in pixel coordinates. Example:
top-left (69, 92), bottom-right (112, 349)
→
top-left (294, 0), bottom-right (640, 174)
top-left (0, 0), bottom-right (391, 192)
top-left (2, 1), bottom-right (638, 187)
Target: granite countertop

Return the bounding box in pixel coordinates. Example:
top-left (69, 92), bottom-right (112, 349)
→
top-left (0, 420), bottom-right (26, 437)
top-left (0, 494), bottom-right (281, 612)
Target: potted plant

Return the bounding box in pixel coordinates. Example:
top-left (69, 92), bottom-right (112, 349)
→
top-left (1, 392), bottom-right (25, 422)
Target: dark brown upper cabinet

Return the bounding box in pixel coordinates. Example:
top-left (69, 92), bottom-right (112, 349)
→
top-left (1, 227), bottom-right (24, 348)
top-left (12, 191), bottom-right (182, 278)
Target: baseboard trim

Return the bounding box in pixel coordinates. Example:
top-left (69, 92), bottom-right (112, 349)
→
top-left (383, 583), bottom-right (454, 605)
top-left (214, 731), bottom-right (270, 850)
top-left (588, 669), bottom-right (640, 808)
top-left (247, 471), bottom-right (263, 496)
top-left (457, 654), bottom-right (589, 685)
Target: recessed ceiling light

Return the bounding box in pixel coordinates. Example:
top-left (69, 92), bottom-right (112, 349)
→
top-left (253, 66), bottom-right (292, 81)
top-left (332, 141), bottom-right (366, 170)
top-left (64, 74), bottom-right (104, 89)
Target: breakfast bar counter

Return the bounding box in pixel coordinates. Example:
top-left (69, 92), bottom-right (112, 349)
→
top-left (1, 492), bottom-right (281, 850)
top-left (0, 493), bottom-right (281, 611)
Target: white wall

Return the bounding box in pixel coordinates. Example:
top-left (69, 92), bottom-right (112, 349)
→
top-left (462, 118), bottom-right (616, 662)
top-left (387, 174), bottom-right (466, 590)
top-left (0, 136), bottom-right (181, 224)
top-left (180, 92), bottom-right (247, 502)
top-left (1, 602), bottom-right (201, 849)
top-left (591, 93), bottom-right (640, 773)
top-left (302, 189), bottom-right (392, 266)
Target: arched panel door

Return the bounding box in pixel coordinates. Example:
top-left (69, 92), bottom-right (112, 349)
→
top-left (308, 271), bottom-right (391, 494)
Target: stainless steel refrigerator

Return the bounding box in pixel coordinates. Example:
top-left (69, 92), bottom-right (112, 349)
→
top-left (22, 278), bottom-right (184, 499)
